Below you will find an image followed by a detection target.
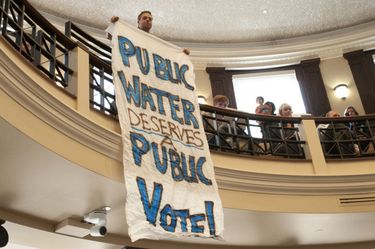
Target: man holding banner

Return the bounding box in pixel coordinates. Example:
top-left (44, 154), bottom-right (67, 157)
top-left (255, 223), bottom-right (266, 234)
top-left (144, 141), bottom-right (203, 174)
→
top-left (109, 10), bottom-right (152, 33)
top-left (108, 11), bottom-right (189, 55)
top-left (109, 12), bottom-right (224, 242)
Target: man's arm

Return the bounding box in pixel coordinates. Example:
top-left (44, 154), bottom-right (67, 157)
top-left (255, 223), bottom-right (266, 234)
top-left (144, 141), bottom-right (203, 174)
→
top-left (106, 16), bottom-right (120, 40)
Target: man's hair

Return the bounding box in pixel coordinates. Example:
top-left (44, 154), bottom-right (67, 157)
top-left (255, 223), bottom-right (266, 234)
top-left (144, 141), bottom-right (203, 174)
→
top-left (325, 110), bottom-right (340, 117)
top-left (213, 95), bottom-right (229, 106)
top-left (137, 10), bottom-right (152, 21)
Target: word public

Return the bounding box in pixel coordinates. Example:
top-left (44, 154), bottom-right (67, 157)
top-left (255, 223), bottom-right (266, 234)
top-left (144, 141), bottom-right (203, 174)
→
top-left (118, 36), bottom-right (195, 91)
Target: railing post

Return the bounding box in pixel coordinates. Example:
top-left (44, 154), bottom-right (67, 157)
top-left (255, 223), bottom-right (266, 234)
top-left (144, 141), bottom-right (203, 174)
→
top-left (66, 42), bottom-right (90, 114)
top-left (33, 30), bottom-right (42, 66)
top-left (49, 33), bottom-right (56, 80)
top-left (1, 0), bottom-right (10, 36)
top-left (0, 0), bottom-right (4, 31)
top-left (299, 118), bottom-right (328, 174)
top-left (64, 21), bottom-right (72, 38)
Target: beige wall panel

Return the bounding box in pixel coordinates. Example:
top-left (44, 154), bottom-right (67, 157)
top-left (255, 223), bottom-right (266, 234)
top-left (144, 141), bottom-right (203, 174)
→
top-left (194, 69), bottom-right (213, 104)
top-left (320, 57), bottom-right (365, 115)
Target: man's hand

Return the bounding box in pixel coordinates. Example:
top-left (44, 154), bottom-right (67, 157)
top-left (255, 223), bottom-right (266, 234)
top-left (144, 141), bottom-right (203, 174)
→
top-left (111, 16), bottom-right (119, 23)
top-left (183, 48), bottom-right (190, 55)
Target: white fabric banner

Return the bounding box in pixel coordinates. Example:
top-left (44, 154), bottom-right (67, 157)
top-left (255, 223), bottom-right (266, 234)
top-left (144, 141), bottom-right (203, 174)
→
top-left (111, 21), bottom-right (224, 242)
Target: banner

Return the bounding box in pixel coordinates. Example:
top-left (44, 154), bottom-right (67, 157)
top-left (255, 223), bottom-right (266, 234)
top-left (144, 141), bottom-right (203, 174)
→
top-left (111, 21), bottom-right (224, 242)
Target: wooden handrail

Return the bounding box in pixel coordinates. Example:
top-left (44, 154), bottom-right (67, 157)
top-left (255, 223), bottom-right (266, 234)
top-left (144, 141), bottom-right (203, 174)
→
top-left (65, 21), bottom-right (111, 53)
top-left (20, 0), bottom-right (76, 49)
top-left (199, 104), bottom-right (302, 123)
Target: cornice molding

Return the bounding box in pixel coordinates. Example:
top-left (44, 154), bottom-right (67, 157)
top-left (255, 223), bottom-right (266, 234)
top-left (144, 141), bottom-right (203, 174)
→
top-left (181, 21), bottom-right (375, 69)
top-left (215, 167), bottom-right (375, 196)
top-left (0, 41), bottom-right (122, 161)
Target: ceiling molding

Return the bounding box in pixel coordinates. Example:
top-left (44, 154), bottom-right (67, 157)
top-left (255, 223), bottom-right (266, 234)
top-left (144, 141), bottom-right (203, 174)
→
top-left (40, 11), bottom-right (375, 70)
top-left (189, 21), bottom-right (375, 69)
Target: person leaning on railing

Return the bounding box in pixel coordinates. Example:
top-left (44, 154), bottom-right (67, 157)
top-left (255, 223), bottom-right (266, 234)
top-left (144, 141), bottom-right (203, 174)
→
top-left (317, 110), bottom-right (359, 156)
top-left (259, 101), bottom-right (278, 141)
top-left (344, 106), bottom-right (362, 131)
top-left (203, 95), bottom-right (245, 150)
top-left (270, 103), bottom-right (303, 157)
top-left (344, 106), bottom-right (371, 152)
top-left (207, 95), bottom-right (233, 148)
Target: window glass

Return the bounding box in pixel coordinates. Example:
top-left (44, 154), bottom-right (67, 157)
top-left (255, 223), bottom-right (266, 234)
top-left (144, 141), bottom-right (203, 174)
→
top-left (233, 70), bottom-right (307, 138)
top-left (233, 70), bottom-right (306, 115)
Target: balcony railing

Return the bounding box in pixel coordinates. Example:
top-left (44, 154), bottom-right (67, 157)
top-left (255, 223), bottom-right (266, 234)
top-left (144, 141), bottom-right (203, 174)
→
top-left (2, 0), bottom-right (375, 161)
top-left (315, 115), bottom-right (375, 158)
top-left (65, 21), bottom-right (117, 116)
top-left (200, 105), bottom-right (305, 159)
top-left (0, 0), bottom-right (76, 89)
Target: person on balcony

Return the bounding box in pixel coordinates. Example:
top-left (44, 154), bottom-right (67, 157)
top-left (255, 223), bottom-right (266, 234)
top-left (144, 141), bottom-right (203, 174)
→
top-left (318, 110), bottom-right (359, 157)
top-left (106, 11), bottom-right (152, 40)
top-left (264, 101), bottom-right (276, 116)
top-left (260, 101), bottom-right (277, 138)
top-left (255, 97), bottom-right (272, 138)
top-left (344, 106), bottom-right (365, 130)
top-left (255, 100), bottom-right (277, 155)
top-left (255, 96), bottom-right (268, 114)
top-left (106, 11), bottom-right (189, 116)
top-left (344, 106), bottom-right (371, 152)
top-left (207, 95), bottom-right (233, 148)
top-left (268, 103), bottom-right (303, 157)
top-left (106, 11), bottom-right (190, 55)
top-left (203, 95), bottom-right (247, 151)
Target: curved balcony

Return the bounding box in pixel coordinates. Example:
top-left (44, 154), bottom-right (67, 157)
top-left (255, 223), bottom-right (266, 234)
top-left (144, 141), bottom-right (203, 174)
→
top-left (2, 0), bottom-right (375, 248)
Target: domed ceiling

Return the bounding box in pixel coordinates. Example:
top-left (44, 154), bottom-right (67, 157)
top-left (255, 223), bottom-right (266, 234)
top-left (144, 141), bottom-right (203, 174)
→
top-left (29, 0), bottom-right (375, 44)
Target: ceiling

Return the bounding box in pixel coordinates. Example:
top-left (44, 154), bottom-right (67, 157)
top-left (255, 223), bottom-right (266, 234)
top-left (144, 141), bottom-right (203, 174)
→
top-left (3, 110), bottom-right (375, 248)
top-left (28, 0), bottom-right (375, 44)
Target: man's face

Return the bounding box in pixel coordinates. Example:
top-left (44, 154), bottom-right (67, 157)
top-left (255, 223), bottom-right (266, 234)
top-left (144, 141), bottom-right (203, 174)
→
top-left (138, 13), bottom-right (153, 32)
top-left (327, 111), bottom-right (340, 117)
top-left (214, 100), bottom-right (228, 109)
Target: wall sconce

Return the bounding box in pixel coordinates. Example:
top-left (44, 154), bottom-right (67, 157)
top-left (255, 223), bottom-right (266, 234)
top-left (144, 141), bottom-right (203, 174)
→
top-left (334, 84), bottom-right (349, 99)
top-left (197, 95), bottom-right (207, 104)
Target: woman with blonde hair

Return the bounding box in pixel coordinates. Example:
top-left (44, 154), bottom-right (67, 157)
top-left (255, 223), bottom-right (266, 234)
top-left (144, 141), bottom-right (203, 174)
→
top-left (278, 103), bottom-right (293, 117)
top-left (272, 103), bottom-right (303, 157)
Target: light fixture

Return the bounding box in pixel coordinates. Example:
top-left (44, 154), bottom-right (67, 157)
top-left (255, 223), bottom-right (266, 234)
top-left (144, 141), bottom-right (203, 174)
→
top-left (197, 95), bottom-right (207, 104)
top-left (334, 84), bottom-right (348, 99)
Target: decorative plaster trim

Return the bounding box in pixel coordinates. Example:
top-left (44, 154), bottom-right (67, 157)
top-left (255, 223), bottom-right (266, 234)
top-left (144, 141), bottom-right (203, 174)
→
top-left (215, 167), bottom-right (375, 195)
top-left (0, 43), bottom-right (122, 161)
top-left (181, 21), bottom-right (375, 68)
